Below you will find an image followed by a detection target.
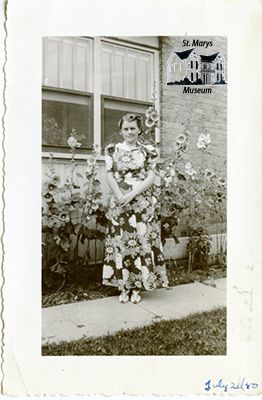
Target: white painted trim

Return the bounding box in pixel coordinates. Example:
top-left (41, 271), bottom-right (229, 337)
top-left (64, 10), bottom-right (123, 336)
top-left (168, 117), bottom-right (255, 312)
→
top-left (137, 52), bottom-right (141, 100)
top-left (42, 38), bottom-right (46, 86)
top-left (72, 39), bottom-right (77, 90)
top-left (42, 152), bottom-right (164, 163)
top-left (154, 49), bottom-right (160, 144)
top-left (116, 36), bottom-right (159, 49)
top-left (42, 151), bottom-right (106, 162)
top-left (101, 37), bottom-right (157, 54)
top-left (93, 37), bottom-right (102, 154)
top-left (164, 233), bottom-right (227, 260)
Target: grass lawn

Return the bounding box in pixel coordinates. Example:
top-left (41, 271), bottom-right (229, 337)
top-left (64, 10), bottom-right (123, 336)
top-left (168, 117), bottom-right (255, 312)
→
top-left (42, 307), bottom-right (226, 356)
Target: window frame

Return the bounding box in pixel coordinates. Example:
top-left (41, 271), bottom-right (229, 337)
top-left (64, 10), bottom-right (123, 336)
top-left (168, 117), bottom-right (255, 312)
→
top-left (42, 85), bottom-right (94, 153)
top-left (42, 36), bottom-right (160, 158)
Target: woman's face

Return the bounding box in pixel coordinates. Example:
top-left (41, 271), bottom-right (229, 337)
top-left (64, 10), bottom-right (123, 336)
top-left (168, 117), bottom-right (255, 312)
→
top-left (121, 120), bottom-right (140, 145)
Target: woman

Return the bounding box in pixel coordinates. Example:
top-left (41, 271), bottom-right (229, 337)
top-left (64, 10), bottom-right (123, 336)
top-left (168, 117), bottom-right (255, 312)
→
top-left (102, 113), bottom-right (168, 303)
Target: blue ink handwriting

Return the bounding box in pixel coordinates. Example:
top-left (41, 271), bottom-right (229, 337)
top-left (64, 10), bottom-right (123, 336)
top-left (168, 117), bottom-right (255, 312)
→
top-left (204, 378), bottom-right (259, 393)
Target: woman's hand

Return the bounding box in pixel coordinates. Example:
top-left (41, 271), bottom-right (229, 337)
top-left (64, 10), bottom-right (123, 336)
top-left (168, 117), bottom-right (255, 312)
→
top-left (117, 191), bottom-right (137, 207)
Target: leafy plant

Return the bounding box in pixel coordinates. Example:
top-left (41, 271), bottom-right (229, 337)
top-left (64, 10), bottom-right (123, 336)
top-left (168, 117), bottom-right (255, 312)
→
top-left (187, 228), bottom-right (212, 272)
top-left (156, 112), bottom-right (226, 270)
top-left (42, 131), bottom-right (107, 290)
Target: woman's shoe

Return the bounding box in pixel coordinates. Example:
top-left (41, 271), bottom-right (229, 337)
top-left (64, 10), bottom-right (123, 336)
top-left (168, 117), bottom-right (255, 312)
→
top-left (119, 290), bottom-right (129, 303)
top-left (130, 290), bottom-right (141, 304)
top-left (162, 283), bottom-right (170, 289)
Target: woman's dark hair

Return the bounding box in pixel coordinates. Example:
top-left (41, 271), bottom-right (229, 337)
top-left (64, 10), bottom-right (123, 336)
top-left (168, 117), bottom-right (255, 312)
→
top-left (117, 113), bottom-right (143, 134)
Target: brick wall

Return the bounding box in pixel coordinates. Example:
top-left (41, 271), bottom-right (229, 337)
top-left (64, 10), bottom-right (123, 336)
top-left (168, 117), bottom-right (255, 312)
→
top-left (159, 36), bottom-right (227, 177)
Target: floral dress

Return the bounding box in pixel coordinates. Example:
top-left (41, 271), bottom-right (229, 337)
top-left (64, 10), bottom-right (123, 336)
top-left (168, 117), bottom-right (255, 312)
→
top-left (102, 141), bottom-right (169, 291)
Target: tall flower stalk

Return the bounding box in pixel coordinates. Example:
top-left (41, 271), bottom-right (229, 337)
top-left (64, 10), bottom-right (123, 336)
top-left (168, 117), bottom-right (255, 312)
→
top-left (42, 129), bottom-right (105, 289)
top-left (156, 111), bottom-right (226, 271)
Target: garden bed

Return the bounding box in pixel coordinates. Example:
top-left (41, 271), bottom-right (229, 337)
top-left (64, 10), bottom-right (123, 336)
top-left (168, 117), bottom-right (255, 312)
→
top-left (42, 260), bottom-right (226, 308)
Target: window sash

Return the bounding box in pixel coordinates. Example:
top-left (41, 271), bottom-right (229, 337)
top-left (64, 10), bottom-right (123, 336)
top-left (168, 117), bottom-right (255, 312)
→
top-left (42, 37), bottom-right (94, 92)
top-left (100, 39), bottom-right (154, 102)
top-left (101, 95), bottom-right (152, 149)
top-left (42, 86), bottom-right (93, 152)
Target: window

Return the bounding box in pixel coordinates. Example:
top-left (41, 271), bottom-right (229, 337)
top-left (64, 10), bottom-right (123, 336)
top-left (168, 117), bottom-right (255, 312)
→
top-left (191, 72), bottom-right (193, 81)
top-left (42, 37), bottom-right (94, 151)
top-left (196, 61), bottom-right (198, 69)
top-left (191, 60), bottom-right (193, 68)
top-left (42, 88), bottom-right (93, 151)
top-left (42, 37), bottom-right (159, 154)
top-left (102, 97), bottom-right (151, 147)
top-left (100, 41), bottom-right (154, 147)
top-left (101, 42), bottom-right (153, 101)
top-left (42, 37), bottom-right (94, 91)
top-left (217, 73), bottom-right (220, 81)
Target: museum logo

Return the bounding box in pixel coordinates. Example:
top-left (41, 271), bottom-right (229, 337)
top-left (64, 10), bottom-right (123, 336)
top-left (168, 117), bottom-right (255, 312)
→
top-left (166, 47), bottom-right (227, 94)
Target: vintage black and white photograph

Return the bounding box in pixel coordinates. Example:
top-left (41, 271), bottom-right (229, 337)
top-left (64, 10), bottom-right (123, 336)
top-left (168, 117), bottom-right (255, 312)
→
top-left (41, 36), bottom-right (227, 356)
top-left (3, 0), bottom-right (262, 395)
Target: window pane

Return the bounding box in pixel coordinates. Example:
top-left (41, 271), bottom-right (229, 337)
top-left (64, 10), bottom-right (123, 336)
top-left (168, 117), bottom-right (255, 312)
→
top-left (140, 55), bottom-right (151, 101)
top-left (42, 37), bottom-right (93, 92)
top-left (101, 41), bottom-right (154, 102)
top-left (126, 52), bottom-right (137, 99)
top-left (43, 38), bottom-right (59, 87)
top-left (103, 98), bottom-right (151, 148)
top-left (75, 39), bottom-right (93, 92)
top-left (42, 93), bottom-right (91, 148)
top-left (102, 45), bottom-right (113, 95)
top-left (60, 39), bottom-right (74, 88)
top-left (114, 49), bottom-right (125, 97)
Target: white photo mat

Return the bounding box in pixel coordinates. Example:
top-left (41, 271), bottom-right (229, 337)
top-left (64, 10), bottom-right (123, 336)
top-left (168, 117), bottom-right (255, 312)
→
top-left (2, 0), bottom-right (262, 395)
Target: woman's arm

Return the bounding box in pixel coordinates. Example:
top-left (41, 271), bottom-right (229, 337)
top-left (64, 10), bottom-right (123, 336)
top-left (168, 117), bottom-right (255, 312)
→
top-left (133, 169), bottom-right (155, 196)
top-left (118, 170), bottom-right (155, 207)
top-left (106, 171), bottom-right (123, 200)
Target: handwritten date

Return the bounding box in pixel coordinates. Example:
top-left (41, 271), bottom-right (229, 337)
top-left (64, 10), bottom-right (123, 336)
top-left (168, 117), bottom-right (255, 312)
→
top-left (204, 378), bottom-right (258, 393)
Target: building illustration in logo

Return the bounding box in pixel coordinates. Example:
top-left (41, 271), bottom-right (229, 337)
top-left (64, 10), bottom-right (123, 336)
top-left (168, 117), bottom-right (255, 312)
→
top-left (166, 48), bottom-right (226, 85)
